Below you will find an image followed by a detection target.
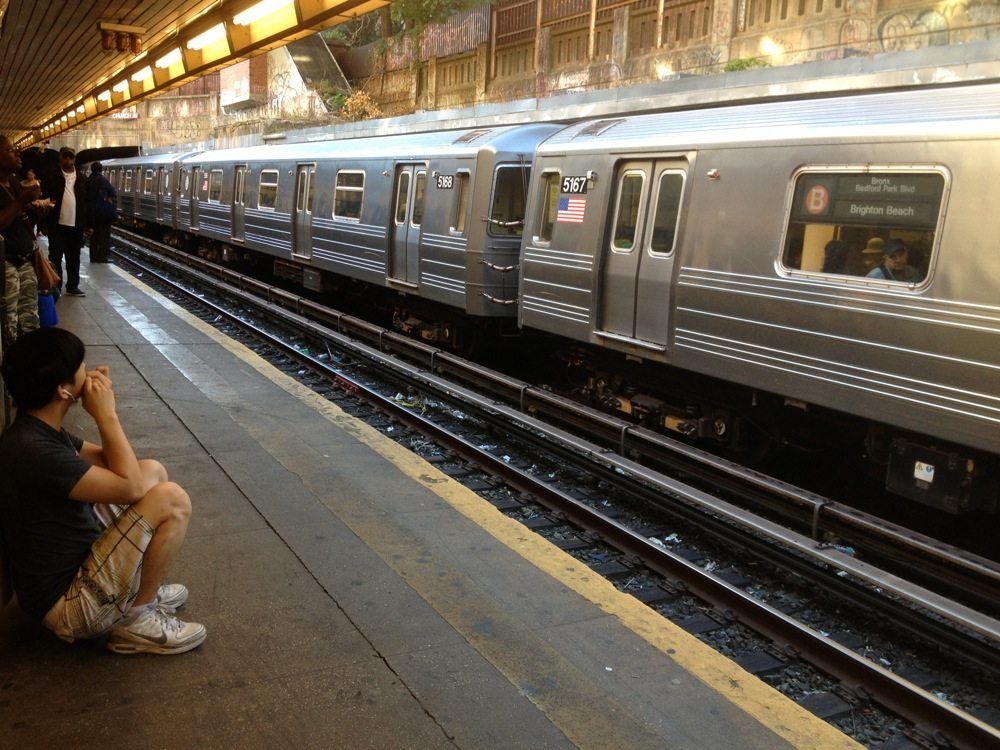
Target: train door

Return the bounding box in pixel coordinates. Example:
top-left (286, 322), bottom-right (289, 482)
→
top-left (599, 160), bottom-right (685, 347)
top-left (291, 164), bottom-right (315, 259)
top-left (389, 163), bottom-right (426, 285)
top-left (155, 167), bottom-right (165, 221)
top-left (231, 165), bottom-right (247, 243)
top-left (190, 167), bottom-right (201, 230)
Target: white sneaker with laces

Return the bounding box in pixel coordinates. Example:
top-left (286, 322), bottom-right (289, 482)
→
top-left (107, 607), bottom-right (206, 655)
top-left (156, 583), bottom-right (189, 611)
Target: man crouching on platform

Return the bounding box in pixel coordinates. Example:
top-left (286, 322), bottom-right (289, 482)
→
top-left (0, 328), bottom-right (206, 654)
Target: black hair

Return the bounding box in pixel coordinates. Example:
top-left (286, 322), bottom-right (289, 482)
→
top-left (822, 240), bottom-right (850, 274)
top-left (1, 328), bottom-right (85, 410)
top-left (91, 162), bottom-right (103, 173)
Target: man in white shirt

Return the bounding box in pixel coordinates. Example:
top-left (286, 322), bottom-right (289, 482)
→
top-left (44, 147), bottom-right (88, 297)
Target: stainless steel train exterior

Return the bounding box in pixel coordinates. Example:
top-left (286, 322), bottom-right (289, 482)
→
top-left (519, 82), bottom-right (999, 512)
top-left (106, 124), bottom-right (559, 320)
top-left (104, 83), bottom-right (999, 512)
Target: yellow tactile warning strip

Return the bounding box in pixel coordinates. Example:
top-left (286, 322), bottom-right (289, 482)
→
top-left (112, 265), bottom-right (861, 750)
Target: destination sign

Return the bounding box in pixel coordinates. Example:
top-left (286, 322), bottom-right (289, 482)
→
top-left (790, 172), bottom-right (944, 229)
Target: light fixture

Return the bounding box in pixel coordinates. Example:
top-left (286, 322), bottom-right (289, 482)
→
top-left (132, 66), bottom-right (153, 82)
top-left (76, 105), bottom-right (85, 114)
top-left (116, 32), bottom-right (130, 52)
top-left (97, 89), bottom-right (112, 101)
top-left (187, 23), bottom-right (226, 50)
top-left (233, 0), bottom-right (293, 26)
top-left (60, 115), bottom-right (68, 122)
top-left (113, 80), bottom-right (130, 93)
top-left (155, 47), bottom-right (182, 68)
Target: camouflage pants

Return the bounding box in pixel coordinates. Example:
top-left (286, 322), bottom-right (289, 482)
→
top-left (3, 259), bottom-right (39, 350)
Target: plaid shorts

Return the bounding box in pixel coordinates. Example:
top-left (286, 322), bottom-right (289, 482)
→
top-left (42, 506), bottom-right (154, 642)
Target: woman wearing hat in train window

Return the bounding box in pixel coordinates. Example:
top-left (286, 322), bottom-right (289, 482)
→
top-left (866, 238), bottom-right (922, 282)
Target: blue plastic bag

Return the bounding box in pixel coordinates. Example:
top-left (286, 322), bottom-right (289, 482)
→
top-left (38, 292), bottom-right (58, 327)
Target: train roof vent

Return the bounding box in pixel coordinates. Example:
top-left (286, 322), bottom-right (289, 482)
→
top-left (575, 119), bottom-right (626, 138)
top-left (453, 129), bottom-right (492, 144)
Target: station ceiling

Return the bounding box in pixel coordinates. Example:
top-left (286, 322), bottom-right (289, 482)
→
top-left (0, 0), bottom-right (387, 147)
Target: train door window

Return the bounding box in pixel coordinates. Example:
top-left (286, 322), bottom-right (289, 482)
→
top-left (490, 165), bottom-right (531, 238)
top-left (411, 170), bottom-right (427, 227)
top-left (234, 169), bottom-right (245, 205)
top-left (162, 171), bottom-right (171, 195)
top-left (334, 170), bottom-right (364, 221)
top-left (295, 170), bottom-right (306, 212)
top-left (451, 171), bottom-right (470, 234)
top-left (143, 170), bottom-right (154, 194)
top-left (649, 171), bottom-right (684, 255)
top-left (307, 168), bottom-right (316, 213)
top-left (394, 172), bottom-right (410, 224)
top-left (782, 169), bottom-right (945, 283)
top-left (536, 171), bottom-right (561, 242)
top-left (125, 170), bottom-right (133, 192)
top-left (209, 170), bottom-right (223, 202)
top-left (258, 170), bottom-right (278, 209)
top-left (611, 171), bottom-right (645, 251)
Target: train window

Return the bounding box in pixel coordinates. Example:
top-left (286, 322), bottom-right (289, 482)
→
top-left (649, 172), bottom-right (684, 255)
top-left (258, 170), bottom-right (279, 210)
top-left (451, 172), bottom-right (470, 234)
top-left (394, 172), bottom-right (410, 224)
top-left (536, 172), bottom-right (560, 242)
top-left (334, 170), bottom-right (364, 221)
top-left (783, 170), bottom-right (945, 284)
top-left (183, 171), bottom-right (190, 193)
top-left (491, 165), bottom-right (531, 238)
top-left (612, 171), bottom-right (645, 251)
top-left (412, 170), bottom-right (427, 227)
top-left (125, 170), bottom-right (133, 192)
top-left (162, 172), bottom-right (170, 195)
top-left (143, 170), bottom-right (154, 194)
top-left (209, 170), bottom-right (223, 202)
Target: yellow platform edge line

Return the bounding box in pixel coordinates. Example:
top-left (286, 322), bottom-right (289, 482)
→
top-left (113, 265), bottom-right (861, 750)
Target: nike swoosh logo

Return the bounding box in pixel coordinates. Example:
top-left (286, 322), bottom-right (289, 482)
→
top-left (136, 630), bottom-right (169, 644)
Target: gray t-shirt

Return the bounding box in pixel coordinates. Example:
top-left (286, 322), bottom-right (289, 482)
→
top-left (0, 415), bottom-right (96, 619)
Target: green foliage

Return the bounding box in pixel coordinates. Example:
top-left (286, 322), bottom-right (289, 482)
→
top-left (316, 80), bottom-right (349, 112)
top-left (391, 0), bottom-right (493, 34)
top-left (723, 57), bottom-right (771, 72)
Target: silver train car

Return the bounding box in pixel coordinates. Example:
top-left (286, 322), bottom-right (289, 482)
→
top-left (518, 83), bottom-right (999, 513)
top-left (104, 82), bottom-right (999, 513)
top-left (107, 124), bottom-right (559, 328)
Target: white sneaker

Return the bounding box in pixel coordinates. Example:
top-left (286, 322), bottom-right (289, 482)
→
top-left (107, 607), bottom-right (207, 655)
top-left (156, 583), bottom-right (189, 611)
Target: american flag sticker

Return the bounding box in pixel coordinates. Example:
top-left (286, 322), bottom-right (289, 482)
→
top-left (556, 197), bottom-right (586, 223)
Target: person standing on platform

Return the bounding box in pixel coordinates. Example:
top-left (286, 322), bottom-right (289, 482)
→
top-left (0, 328), bottom-right (207, 655)
top-left (85, 163), bottom-right (116, 263)
top-left (43, 147), bottom-right (88, 297)
top-left (0, 135), bottom-right (42, 348)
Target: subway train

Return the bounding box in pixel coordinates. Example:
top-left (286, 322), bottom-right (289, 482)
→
top-left (103, 81), bottom-right (1000, 514)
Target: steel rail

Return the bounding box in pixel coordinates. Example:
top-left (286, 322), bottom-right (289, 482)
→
top-left (111, 240), bottom-right (1000, 749)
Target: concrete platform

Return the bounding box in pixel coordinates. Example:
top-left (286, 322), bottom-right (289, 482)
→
top-left (0, 258), bottom-right (860, 749)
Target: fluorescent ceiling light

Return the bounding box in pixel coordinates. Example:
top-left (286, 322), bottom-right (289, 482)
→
top-left (233, 0), bottom-right (293, 26)
top-left (156, 48), bottom-right (182, 68)
top-left (132, 66), bottom-right (153, 82)
top-left (187, 23), bottom-right (226, 50)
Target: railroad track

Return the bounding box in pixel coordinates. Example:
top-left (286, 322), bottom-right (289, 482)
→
top-left (110, 230), bottom-right (1000, 748)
